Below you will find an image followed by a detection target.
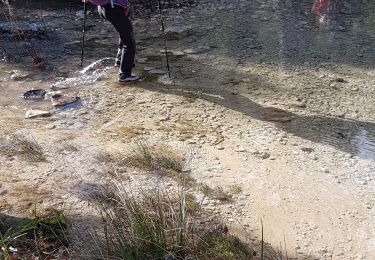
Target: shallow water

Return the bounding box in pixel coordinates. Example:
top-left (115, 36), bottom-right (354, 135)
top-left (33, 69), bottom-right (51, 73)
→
top-left (52, 58), bottom-right (114, 89)
top-left (205, 0), bottom-right (375, 68)
top-left (1, 0), bottom-right (375, 160)
top-left (194, 0), bottom-right (375, 160)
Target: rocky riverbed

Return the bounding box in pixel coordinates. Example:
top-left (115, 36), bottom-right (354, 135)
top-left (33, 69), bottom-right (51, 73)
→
top-left (1, 0), bottom-right (375, 259)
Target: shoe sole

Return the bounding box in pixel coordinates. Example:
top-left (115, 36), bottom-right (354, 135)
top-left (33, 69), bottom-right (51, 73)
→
top-left (118, 80), bottom-right (139, 84)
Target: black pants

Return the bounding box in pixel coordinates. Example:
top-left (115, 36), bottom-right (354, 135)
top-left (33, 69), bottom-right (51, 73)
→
top-left (98, 4), bottom-right (135, 76)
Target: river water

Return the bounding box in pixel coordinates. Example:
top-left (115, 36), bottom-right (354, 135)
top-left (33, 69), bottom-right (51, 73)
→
top-left (1, 0), bottom-right (375, 258)
top-left (1, 0), bottom-right (375, 160)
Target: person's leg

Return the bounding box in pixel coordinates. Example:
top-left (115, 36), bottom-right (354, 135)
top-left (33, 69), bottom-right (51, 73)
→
top-left (115, 38), bottom-right (123, 67)
top-left (103, 5), bottom-right (136, 77)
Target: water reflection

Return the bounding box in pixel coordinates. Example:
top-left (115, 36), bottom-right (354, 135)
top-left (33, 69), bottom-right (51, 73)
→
top-left (351, 127), bottom-right (375, 160)
top-left (213, 0), bottom-right (375, 68)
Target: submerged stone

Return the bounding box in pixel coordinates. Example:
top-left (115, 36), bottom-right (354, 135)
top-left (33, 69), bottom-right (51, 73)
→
top-left (149, 69), bottom-right (167, 75)
top-left (51, 94), bottom-right (81, 107)
top-left (183, 46), bottom-right (210, 54)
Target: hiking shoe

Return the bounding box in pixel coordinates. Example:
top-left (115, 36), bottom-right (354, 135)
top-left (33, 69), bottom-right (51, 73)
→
top-left (118, 74), bottom-right (140, 83)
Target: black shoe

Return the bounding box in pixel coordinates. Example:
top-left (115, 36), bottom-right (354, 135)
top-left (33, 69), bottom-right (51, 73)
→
top-left (118, 74), bottom-right (140, 83)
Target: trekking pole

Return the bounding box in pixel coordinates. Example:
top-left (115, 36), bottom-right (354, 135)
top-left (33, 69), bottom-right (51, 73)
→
top-left (80, 0), bottom-right (88, 67)
top-left (156, 0), bottom-right (171, 78)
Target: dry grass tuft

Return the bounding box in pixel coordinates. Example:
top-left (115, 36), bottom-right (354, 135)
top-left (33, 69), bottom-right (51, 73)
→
top-left (123, 142), bottom-right (195, 186)
top-left (117, 125), bottom-right (145, 140)
top-left (0, 134), bottom-right (46, 162)
top-left (200, 184), bottom-right (234, 202)
top-left (91, 175), bottom-right (253, 260)
top-left (229, 184), bottom-right (243, 195)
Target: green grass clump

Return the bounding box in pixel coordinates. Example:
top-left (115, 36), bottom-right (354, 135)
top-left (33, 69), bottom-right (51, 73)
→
top-left (0, 208), bottom-right (69, 259)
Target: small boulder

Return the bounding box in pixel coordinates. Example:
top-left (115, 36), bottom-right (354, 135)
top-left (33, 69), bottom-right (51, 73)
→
top-left (25, 109), bottom-right (51, 119)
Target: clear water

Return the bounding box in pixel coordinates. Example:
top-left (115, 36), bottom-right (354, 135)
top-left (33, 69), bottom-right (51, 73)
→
top-left (52, 58), bottom-right (114, 89)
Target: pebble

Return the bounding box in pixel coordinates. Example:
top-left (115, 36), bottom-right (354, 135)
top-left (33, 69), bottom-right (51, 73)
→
top-left (44, 123), bottom-right (56, 129)
top-left (160, 115), bottom-right (170, 121)
top-left (260, 152), bottom-right (271, 159)
top-left (289, 101), bottom-right (306, 108)
top-left (125, 94), bottom-right (135, 102)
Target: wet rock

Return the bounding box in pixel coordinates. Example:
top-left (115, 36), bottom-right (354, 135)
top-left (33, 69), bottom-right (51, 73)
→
top-left (334, 78), bottom-right (347, 83)
top-left (51, 94), bottom-right (80, 107)
top-left (76, 10), bottom-right (91, 19)
top-left (137, 57), bottom-right (148, 64)
top-left (183, 46), bottom-right (210, 54)
top-left (171, 50), bottom-right (185, 56)
top-left (164, 25), bottom-right (192, 40)
top-left (25, 109), bottom-right (51, 119)
top-left (158, 74), bottom-right (173, 85)
top-left (23, 89), bottom-right (47, 100)
top-left (143, 66), bottom-right (155, 71)
top-left (45, 91), bottom-right (62, 100)
top-left (149, 69), bottom-right (167, 75)
top-left (0, 21), bottom-right (45, 35)
top-left (125, 94), bottom-right (135, 102)
top-left (10, 70), bottom-right (29, 81)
